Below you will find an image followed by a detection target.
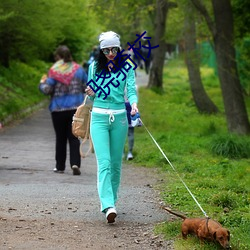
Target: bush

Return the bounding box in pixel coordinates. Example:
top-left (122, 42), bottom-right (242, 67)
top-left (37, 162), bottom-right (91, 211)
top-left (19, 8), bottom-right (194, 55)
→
top-left (210, 135), bottom-right (250, 159)
top-left (210, 191), bottom-right (237, 209)
top-left (0, 60), bottom-right (48, 123)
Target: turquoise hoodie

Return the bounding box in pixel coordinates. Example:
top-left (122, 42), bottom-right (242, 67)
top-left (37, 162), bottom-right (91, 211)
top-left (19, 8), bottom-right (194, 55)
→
top-left (87, 61), bottom-right (138, 110)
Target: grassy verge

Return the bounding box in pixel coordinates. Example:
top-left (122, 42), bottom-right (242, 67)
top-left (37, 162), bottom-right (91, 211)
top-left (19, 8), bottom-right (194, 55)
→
top-left (129, 58), bottom-right (250, 250)
top-left (0, 60), bottom-right (50, 125)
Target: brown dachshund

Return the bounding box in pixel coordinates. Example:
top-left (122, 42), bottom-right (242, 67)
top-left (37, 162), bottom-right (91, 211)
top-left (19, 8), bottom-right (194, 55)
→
top-left (162, 207), bottom-right (231, 249)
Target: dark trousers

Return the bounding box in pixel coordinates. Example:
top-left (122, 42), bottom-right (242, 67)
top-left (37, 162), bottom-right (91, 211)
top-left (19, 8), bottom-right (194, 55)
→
top-left (51, 110), bottom-right (80, 171)
top-left (144, 59), bottom-right (151, 74)
top-left (125, 102), bottom-right (134, 153)
top-left (127, 127), bottom-right (134, 152)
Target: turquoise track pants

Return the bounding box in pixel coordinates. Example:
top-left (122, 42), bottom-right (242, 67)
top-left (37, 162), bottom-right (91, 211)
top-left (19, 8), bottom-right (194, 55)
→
top-left (90, 111), bottom-right (128, 212)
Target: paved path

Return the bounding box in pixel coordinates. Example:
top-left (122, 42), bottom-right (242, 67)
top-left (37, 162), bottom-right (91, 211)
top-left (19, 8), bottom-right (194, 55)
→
top-left (0, 71), bottom-right (174, 249)
top-left (135, 69), bottom-right (149, 88)
top-left (0, 106), bottom-right (164, 224)
top-left (0, 69), bottom-right (153, 224)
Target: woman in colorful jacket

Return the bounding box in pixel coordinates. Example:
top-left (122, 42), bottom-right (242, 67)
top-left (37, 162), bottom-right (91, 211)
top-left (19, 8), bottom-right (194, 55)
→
top-left (85, 31), bottom-right (138, 223)
top-left (39, 45), bottom-right (87, 175)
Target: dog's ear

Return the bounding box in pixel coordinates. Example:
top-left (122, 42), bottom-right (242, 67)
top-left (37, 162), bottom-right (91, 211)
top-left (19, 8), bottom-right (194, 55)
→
top-left (213, 231), bottom-right (217, 240)
top-left (227, 230), bottom-right (230, 240)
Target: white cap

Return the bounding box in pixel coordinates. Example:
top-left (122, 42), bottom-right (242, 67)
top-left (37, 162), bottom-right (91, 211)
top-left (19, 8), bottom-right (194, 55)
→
top-left (99, 31), bottom-right (121, 49)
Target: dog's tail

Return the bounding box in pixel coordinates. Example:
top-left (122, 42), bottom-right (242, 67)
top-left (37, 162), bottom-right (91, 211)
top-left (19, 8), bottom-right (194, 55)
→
top-left (162, 206), bottom-right (187, 220)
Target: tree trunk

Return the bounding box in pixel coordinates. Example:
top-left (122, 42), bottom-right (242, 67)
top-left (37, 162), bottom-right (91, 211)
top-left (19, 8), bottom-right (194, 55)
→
top-left (148, 0), bottom-right (168, 89)
top-left (184, 4), bottom-right (218, 114)
top-left (191, 0), bottom-right (250, 134)
top-left (212, 0), bottom-right (250, 134)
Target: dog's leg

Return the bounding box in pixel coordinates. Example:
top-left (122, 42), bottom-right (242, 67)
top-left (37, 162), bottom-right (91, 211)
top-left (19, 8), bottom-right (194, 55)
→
top-left (181, 231), bottom-right (188, 239)
top-left (199, 237), bottom-right (205, 248)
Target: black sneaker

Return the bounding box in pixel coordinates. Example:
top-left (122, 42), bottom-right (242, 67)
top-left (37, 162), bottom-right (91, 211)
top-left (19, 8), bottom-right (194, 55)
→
top-left (53, 168), bottom-right (64, 173)
top-left (72, 165), bottom-right (81, 175)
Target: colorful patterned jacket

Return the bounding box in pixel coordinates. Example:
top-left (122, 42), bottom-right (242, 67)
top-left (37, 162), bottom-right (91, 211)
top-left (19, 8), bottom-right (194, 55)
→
top-left (39, 60), bottom-right (87, 112)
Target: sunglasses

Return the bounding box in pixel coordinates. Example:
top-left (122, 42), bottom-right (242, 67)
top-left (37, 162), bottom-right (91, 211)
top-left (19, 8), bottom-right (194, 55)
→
top-left (102, 47), bottom-right (119, 55)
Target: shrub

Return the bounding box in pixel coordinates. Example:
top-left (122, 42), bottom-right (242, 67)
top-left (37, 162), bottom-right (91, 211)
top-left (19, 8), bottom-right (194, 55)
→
top-left (210, 135), bottom-right (250, 159)
top-left (210, 191), bottom-right (237, 209)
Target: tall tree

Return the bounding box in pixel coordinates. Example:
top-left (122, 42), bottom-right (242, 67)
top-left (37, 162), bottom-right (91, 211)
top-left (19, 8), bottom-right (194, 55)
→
top-left (191, 0), bottom-right (250, 134)
top-left (92, 0), bottom-right (155, 48)
top-left (148, 0), bottom-right (177, 89)
top-left (184, 1), bottom-right (218, 114)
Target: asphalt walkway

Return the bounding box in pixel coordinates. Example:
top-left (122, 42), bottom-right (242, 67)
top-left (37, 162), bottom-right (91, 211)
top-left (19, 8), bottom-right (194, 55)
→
top-left (0, 70), bottom-right (172, 249)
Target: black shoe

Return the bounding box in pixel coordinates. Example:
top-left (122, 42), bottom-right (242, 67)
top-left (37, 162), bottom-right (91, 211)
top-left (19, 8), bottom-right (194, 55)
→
top-left (72, 165), bottom-right (81, 175)
top-left (53, 168), bottom-right (64, 173)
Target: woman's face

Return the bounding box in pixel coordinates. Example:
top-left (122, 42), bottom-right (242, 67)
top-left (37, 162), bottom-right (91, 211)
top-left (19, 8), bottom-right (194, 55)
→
top-left (102, 47), bottom-right (119, 61)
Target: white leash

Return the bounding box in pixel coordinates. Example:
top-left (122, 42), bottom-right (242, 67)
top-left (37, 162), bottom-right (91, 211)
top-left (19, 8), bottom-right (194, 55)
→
top-left (139, 118), bottom-right (209, 218)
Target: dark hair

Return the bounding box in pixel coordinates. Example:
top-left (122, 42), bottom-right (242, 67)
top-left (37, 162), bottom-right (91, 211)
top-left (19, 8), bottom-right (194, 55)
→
top-left (95, 48), bottom-right (121, 73)
top-left (54, 45), bottom-right (73, 63)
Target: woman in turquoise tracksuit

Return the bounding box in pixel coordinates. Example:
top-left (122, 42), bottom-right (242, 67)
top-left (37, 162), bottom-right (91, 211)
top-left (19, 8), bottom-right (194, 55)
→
top-left (85, 31), bottom-right (138, 223)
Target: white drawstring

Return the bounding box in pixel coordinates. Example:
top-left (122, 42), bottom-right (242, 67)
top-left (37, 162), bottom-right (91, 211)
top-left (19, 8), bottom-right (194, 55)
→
top-left (109, 112), bottom-right (115, 124)
top-left (92, 107), bottom-right (125, 125)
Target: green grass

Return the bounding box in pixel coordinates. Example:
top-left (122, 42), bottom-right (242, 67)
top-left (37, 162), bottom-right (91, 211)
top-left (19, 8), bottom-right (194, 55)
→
top-left (129, 58), bottom-right (250, 250)
top-left (0, 60), bottom-right (50, 123)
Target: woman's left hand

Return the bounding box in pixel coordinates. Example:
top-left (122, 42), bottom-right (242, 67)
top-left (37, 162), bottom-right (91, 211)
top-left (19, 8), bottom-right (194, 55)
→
top-left (131, 103), bottom-right (138, 116)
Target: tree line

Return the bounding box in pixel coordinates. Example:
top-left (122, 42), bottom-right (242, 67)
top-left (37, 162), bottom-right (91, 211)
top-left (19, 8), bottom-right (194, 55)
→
top-left (149, 0), bottom-right (250, 135)
top-left (0, 0), bottom-right (98, 67)
top-left (0, 0), bottom-right (249, 135)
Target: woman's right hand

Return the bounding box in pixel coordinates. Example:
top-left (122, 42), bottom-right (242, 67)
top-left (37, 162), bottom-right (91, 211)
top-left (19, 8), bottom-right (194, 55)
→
top-left (131, 103), bottom-right (138, 116)
top-left (85, 86), bottom-right (95, 97)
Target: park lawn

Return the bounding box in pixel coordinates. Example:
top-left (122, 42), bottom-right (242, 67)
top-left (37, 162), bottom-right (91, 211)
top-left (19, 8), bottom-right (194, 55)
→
top-left (129, 58), bottom-right (250, 250)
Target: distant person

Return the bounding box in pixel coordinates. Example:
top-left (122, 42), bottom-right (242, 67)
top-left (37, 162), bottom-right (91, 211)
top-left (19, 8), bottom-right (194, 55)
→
top-left (85, 31), bottom-right (139, 223)
top-left (82, 60), bottom-right (89, 74)
top-left (39, 45), bottom-right (87, 175)
top-left (86, 46), bottom-right (99, 70)
top-left (91, 45), bottom-right (99, 60)
top-left (141, 43), bottom-right (152, 75)
top-left (132, 44), bottom-right (143, 70)
top-left (125, 101), bottom-right (134, 160)
top-left (124, 45), bottom-right (137, 76)
top-left (124, 84), bottom-right (138, 161)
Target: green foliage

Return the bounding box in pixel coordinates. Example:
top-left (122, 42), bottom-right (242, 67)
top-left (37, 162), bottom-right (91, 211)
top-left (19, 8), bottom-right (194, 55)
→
top-left (210, 191), bottom-right (238, 209)
top-left (165, 2), bottom-right (184, 44)
top-left (236, 37), bottom-right (250, 95)
top-left (0, 0), bottom-right (99, 66)
top-left (92, 0), bottom-right (156, 47)
top-left (154, 221), bottom-right (181, 240)
top-left (0, 60), bottom-right (48, 122)
top-left (129, 58), bottom-right (250, 249)
top-left (210, 135), bottom-right (250, 159)
top-left (232, 0), bottom-right (250, 39)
